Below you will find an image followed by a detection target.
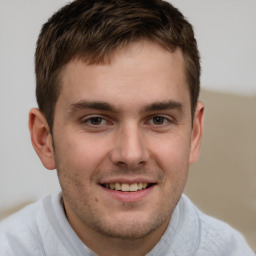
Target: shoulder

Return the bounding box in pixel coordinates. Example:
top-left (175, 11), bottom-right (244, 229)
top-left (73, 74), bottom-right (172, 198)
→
top-left (180, 195), bottom-right (255, 256)
top-left (0, 193), bottom-right (92, 256)
top-left (0, 195), bottom-right (53, 256)
top-left (0, 200), bottom-right (42, 232)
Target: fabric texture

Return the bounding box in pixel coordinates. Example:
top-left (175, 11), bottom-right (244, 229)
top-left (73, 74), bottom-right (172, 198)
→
top-left (0, 193), bottom-right (254, 256)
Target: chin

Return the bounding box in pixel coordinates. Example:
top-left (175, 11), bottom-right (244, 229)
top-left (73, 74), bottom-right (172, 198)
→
top-left (90, 211), bottom-right (171, 240)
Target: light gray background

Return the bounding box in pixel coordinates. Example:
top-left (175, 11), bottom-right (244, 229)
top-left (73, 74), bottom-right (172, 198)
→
top-left (1, 0), bottom-right (256, 212)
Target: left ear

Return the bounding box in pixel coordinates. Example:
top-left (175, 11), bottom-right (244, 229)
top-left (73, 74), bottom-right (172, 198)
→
top-left (189, 101), bottom-right (204, 165)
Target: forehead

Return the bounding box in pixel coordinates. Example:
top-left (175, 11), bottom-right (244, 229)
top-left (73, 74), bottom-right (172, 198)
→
top-left (57, 41), bottom-right (190, 112)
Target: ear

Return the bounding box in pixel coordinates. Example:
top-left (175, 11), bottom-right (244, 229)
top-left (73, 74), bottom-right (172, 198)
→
top-left (28, 108), bottom-right (56, 170)
top-left (189, 102), bottom-right (204, 165)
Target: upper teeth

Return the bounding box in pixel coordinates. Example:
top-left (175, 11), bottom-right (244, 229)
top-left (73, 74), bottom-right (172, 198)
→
top-left (105, 182), bottom-right (148, 192)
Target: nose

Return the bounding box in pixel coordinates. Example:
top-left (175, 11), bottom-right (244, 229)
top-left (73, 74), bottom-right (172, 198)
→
top-left (109, 123), bottom-right (149, 168)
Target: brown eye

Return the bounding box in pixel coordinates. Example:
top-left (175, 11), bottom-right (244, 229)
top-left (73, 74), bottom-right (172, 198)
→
top-left (88, 117), bottom-right (105, 125)
top-left (152, 116), bottom-right (166, 125)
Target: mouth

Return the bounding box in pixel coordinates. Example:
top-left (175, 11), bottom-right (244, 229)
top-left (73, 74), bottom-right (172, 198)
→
top-left (100, 182), bottom-right (155, 192)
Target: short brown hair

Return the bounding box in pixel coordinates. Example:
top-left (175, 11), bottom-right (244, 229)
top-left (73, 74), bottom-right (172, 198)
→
top-left (35, 0), bottom-right (200, 130)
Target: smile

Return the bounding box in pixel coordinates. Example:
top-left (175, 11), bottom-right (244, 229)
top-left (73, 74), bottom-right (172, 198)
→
top-left (101, 182), bottom-right (154, 192)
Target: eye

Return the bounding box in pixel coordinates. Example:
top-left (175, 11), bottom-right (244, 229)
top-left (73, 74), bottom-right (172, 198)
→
top-left (82, 116), bottom-right (107, 126)
top-left (149, 116), bottom-right (168, 125)
top-left (89, 117), bottom-right (105, 125)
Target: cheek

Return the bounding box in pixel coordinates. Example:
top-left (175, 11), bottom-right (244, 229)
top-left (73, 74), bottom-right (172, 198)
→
top-left (150, 134), bottom-right (191, 196)
top-left (54, 135), bottom-right (108, 177)
top-left (150, 133), bottom-right (191, 171)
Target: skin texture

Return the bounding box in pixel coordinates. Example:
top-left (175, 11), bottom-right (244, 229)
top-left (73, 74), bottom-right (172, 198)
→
top-left (29, 41), bottom-right (204, 256)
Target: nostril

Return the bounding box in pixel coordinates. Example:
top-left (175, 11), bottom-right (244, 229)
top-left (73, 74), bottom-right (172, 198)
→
top-left (115, 160), bottom-right (146, 168)
top-left (116, 161), bottom-right (128, 167)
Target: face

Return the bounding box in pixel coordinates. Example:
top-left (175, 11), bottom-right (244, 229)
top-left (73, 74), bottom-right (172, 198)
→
top-left (47, 41), bottom-right (203, 241)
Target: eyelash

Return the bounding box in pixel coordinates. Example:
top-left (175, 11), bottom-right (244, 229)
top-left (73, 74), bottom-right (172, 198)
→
top-left (147, 116), bottom-right (170, 126)
top-left (80, 115), bottom-right (173, 129)
top-left (81, 116), bottom-right (110, 126)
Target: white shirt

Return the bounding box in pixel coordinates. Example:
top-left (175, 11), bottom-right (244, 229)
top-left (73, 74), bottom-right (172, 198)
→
top-left (0, 193), bottom-right (254, 256)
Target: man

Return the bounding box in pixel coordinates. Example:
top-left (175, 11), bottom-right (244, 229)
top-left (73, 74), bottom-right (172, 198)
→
top-left (0, 0), bottom-right (254, 255)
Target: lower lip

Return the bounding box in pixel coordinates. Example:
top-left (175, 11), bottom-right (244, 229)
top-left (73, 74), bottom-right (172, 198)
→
top-left (100, 185), bottom-right (155, 202)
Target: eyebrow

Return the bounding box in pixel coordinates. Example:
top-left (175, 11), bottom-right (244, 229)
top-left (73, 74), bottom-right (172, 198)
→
top-left (69, 101), bottom-right (118, 113)
top-left (69, 100), bottom-right (183, 114)
top-left (143, 100), bottom-right (183, 112)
